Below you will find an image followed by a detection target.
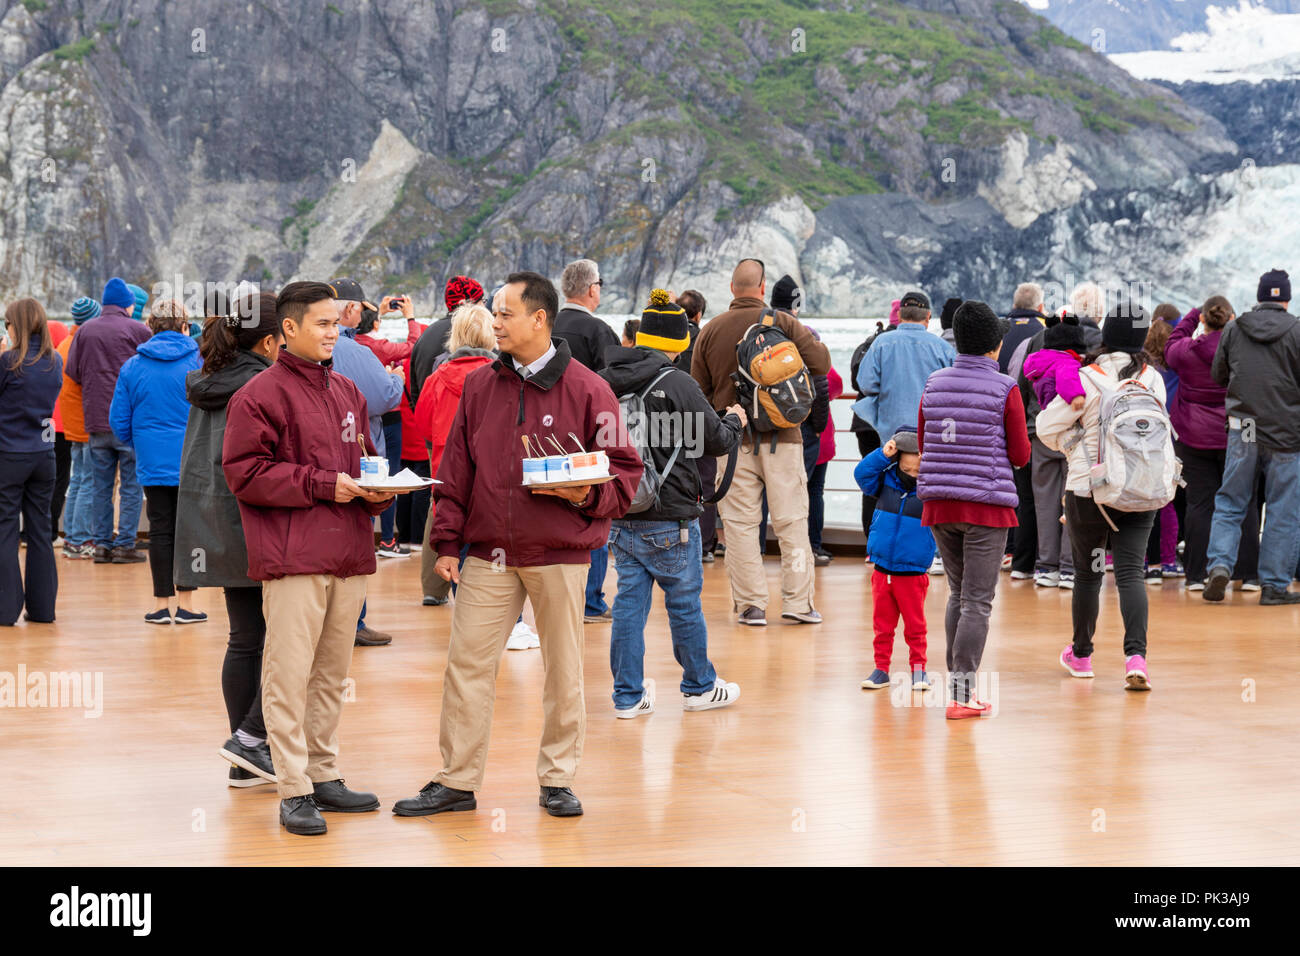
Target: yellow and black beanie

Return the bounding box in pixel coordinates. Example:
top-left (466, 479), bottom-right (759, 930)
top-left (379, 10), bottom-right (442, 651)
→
top-left (636, 288), bottom-right (690, 353)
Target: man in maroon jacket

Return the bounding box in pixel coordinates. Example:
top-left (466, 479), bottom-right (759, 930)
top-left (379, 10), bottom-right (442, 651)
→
top-left (222, 281), bottom-right (395, 836)
top-left (393, 271), bottom-right (642, 820)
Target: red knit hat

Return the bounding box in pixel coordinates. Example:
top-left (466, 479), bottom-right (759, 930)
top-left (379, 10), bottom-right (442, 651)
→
top-left (444, 275), bottom-right (484, 311)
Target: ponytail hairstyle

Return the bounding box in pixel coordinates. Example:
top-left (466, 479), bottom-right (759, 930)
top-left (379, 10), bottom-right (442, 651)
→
top-left (3, 298), bottom-right (54, 374)
top-left (199, 292), bottom-right (281, 373)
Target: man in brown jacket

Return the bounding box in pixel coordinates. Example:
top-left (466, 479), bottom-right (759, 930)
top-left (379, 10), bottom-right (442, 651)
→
top-left (691, 259), bottom-right (832, 625)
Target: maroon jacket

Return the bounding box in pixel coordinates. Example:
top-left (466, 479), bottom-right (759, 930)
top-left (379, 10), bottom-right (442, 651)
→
top-left (64, 304), bottom-right (151, 434)
top-left (222, 349), bottom-right (388, 581)
top-left (432, 338), bottom-right (642, 566)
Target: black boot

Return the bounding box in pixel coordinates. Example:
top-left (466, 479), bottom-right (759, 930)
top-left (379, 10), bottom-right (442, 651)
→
top-left (280, 796), bottom-right (326, 835)
top-left (312, 778), bottom-right (380, 812)
top-left (539, 786), bottom-right (583, 817)
top-left (391, 781), bottom-right (476, 816)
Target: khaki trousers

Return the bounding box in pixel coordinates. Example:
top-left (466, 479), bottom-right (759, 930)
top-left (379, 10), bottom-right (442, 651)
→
top-left (421, 503), bottom-right (451, 600)
top-left (261, 573), bottom-right (368, 798)
top-left (715, 439), bottom-right (815, 614)
top-left (434, 556), bottom-right (587, 792)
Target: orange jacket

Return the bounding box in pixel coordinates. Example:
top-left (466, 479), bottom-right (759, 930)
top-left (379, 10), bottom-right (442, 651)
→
top-left (56, 326), bottom-right (86, 442)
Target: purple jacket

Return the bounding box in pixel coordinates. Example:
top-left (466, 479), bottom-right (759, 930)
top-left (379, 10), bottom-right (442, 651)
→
top-left (64, 305), bottom-right (151, 435)
top-left (1164, 309), bottom-right (1226, 450)
top-left (1022, 348), bottom-right (1085, 410)
top-left (918, 354), bottom-right (1018, 508)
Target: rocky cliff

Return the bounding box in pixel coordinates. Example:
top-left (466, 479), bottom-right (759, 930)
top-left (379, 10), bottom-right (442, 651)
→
top-left (0, 0), bottom-right (1244, 315)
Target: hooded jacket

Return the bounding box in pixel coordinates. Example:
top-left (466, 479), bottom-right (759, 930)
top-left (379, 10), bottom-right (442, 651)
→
top-left (109, 331), bottom-right (202, 485)
top-left (222, 348), bottom-right (389, 582)
top-left (599, 345), bottom-right (743, 522)
top-left (64, 304), bottom-right (151, 434)
top-left (1210, 302), bottom-right (1300, 451)
top-left (1035, 352), bottom-right (1167, 495)
top-left (413, 346), bottom-right (495, 481)
top-left (174, 350), bottom-right (273, 588)
top-left (431, 338), bottom-right (643, 566)
top-left (1165, 309), bottom-right (1228, 450)
top-left (1012, 315), bottom-right (1103, 436)
top-left (854, 447), bottom-right (935, 575)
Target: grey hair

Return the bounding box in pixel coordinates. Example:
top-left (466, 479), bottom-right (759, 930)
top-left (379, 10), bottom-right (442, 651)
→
top-left (561, 258), bottom-right (600, 299)
top-left (1012, 282), bottom-right (1044, 311)
top-left (1070, 282), bottom-right (1104, 320)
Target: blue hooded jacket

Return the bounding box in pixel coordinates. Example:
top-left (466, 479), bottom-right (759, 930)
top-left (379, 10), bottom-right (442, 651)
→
top-left (854, 447), bottom-right (935, 575)
top-left (109, 331), bottom-right (202, 485)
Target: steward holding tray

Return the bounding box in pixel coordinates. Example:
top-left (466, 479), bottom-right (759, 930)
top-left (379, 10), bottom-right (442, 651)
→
top-left (393, 271), bottom-right (641, 820)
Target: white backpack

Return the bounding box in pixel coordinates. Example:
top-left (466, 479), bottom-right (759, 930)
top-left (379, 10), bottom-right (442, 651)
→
top-left (1077, 365), bottom-right (1181, 524)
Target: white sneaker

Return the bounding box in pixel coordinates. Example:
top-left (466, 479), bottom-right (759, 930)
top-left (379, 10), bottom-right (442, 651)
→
top-left (684, 677), bottom-right (740, 711)
top-left (1034, 570), bottom-right (1060, 588)
top-left (929, 556), bottom-right (944, 575)
top-left (1010, 570), bottom-right (1034, 580)
top-left (615, 678), bottom-right (655, 719)
top-left (506, 620), bottom-right (540, 650)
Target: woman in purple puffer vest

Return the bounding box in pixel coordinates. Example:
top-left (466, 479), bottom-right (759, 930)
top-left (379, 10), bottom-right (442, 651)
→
top-left (917, 301), bottom-right (1031, 720)
top-left (1164, 296), bottom-right (1259, 588)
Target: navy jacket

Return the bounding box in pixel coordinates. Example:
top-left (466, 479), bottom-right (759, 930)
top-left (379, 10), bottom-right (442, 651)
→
top-left (0, 343), bottom-right (64, 453)
top-left (854, 447), bottom-right (935, 575)
top-left (109, 331), bottom-right (202, 485)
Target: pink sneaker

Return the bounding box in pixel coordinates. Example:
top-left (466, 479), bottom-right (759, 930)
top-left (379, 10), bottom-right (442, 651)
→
top-left (1059, 645), bottom-right (1094, 678)
top-left (1124, 655), bottom-right (1151, 691)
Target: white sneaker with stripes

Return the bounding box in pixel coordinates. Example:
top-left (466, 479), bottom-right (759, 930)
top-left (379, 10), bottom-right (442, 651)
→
top-left (683, 677), bottom-right (740, 712)
top-left (615, 679), bottom-right (656, 719)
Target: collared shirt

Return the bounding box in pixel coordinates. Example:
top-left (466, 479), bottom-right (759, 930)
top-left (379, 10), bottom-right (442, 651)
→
top-left (562, 301), bottom-right (593, 317)
top-left (513, 342), bottom-right (556, 379)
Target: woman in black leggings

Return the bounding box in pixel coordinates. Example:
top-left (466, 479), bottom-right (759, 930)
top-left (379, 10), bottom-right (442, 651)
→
top-left (174, 292), bottom-right (282, 787)
top-left (1036, 304), bottom-right (1168, 692)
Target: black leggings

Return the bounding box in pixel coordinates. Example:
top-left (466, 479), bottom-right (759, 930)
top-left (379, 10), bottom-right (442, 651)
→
top-left (1066, 492), bottom-right (1155, 659)
top-left (143, 485), bottom-right (196, 599)
top-left (52, 433), bottom-right (71, 540)
top-left (221, 585), bottom-right (266, 739)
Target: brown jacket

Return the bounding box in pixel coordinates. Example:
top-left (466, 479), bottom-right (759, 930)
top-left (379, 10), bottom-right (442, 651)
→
top-left (690, 295), bottom-right (832, 445)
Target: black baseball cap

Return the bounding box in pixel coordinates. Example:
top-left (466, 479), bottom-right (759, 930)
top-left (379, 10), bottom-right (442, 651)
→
top-left (328, 277), bottom-right (376, 311)
top-left (900, 290), bottom-right (930, 311)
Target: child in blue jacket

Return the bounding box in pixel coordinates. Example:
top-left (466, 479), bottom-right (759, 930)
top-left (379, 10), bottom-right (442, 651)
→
top-left (854, 427), bottom-right (935, 691)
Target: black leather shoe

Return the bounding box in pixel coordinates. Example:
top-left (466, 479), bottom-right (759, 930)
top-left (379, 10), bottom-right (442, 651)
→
top-left (312, 778), bottom-right (380, 812)
top-left (93, 546), bottom-right (113, 564)
top-left (539, 786), bottom-right (583, 817)
top-left (1203, 565), bottom-right (1230, 602)
top-left (1260, 586), bottom-right (1300, 605)
top-left (218, 736), bottom-right (275, 782)
top-left (111, 546), bottom-right (147, 564)
top-left (354, 625), bottom-right (393, 646)
top-left (392, 781), bottom-right (476, 816)
top-left (280, 795), bottom-right (327, 835)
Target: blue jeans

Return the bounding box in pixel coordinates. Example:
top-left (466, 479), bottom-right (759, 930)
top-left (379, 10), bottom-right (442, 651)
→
top-left (585, 540), bottom-right (609, 616)
top-left (608, 519), bottom-right (716, 708)
top-left (63, 441), bottom-right (95, 545)
top-left (379, 418), bottom-right (402, 541)
top-left (89, 431), bottom-right (142, 550)
top-left (1206, 428), bottom-right (1300, 591)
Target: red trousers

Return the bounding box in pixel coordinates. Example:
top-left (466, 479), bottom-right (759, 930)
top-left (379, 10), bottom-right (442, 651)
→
top-left (871, 568), bottom-right (928, 671)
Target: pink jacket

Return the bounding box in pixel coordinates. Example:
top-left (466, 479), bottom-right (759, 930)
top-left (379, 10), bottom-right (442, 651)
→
top-left (1023, 348), bottom-right (1085, 410)
top-left (817, 367), bottom-right (842, 465)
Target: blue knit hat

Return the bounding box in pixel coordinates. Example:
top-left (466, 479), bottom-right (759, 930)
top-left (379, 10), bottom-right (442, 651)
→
top-left (70, 297), bottom-right (101, 324)
top-left (102, 277), bottom-right (134, 310)
top-left (127, 283), bottom-right (148, 321)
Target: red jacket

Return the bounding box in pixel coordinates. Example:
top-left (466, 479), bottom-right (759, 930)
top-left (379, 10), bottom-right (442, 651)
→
top-left (415, 348), bottom-right (495, 479)
top-left (222, 348), bottom-right (388, 581)
top-left (432, 339), bottom-right (643, 566)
